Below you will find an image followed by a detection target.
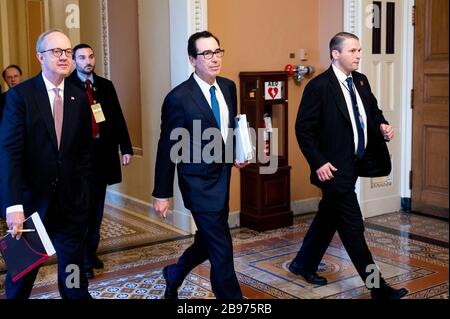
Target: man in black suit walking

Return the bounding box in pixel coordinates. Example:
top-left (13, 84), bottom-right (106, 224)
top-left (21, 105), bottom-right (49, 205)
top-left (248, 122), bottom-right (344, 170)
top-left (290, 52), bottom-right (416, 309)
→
top-left (152, 31), bottom-right (246, 299)
top-left (0, 29), bottom-right (92, 299)
top-left (67, 44), bottom-right (133, 279)
top-left (289, 32), bottom-right (408, 299)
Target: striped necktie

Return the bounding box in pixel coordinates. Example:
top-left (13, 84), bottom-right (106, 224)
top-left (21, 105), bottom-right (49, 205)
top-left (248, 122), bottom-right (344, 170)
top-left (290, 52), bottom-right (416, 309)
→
top-left (345, 77), bottom-right (365, 159)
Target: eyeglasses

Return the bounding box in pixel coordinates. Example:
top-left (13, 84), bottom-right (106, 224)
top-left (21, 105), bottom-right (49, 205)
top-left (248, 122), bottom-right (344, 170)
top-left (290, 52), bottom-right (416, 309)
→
top-left (196, 49), bottom-right (225, 60)
top-left (40, 48), bottom-right (73, 58)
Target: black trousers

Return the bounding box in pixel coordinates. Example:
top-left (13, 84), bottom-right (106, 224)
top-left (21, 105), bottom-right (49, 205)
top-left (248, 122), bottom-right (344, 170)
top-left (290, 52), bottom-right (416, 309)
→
top-left (5, 197), bottom-right (91, 299)
top-left (167, 209), bottom-right (242, 299)
top-left (84, 181), bottom-right (106, 266)
top-left (84, 140), bottom-right (107, 266)
top-left (293, 189), bottom-right (377, 283)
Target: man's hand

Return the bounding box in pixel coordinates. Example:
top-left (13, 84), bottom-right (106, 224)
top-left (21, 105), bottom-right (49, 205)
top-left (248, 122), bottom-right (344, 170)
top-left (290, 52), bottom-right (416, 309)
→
top-left (153, 198), bottom-right (170, 218)
top-left (316, 162), bottom-right (338, 182)
top-left (380, 124), bottom-right (394, 141)
top-left (122, 154), bottom-right (132, 166)
top-left (6, 211), bottom-right (25, 240)
top-left (234, 160), bottom-right (250, 169)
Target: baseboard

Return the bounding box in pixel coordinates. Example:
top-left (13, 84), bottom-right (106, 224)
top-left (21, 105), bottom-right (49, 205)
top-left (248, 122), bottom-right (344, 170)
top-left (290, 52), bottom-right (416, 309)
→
top-left (228, 210), bottom-right (241, 229)
top-left (106, 189), bottom-right (319, 233)
top-left (291, 197), bottom-right (320, 215)
top-left (401, 197), bottom-right (412, 212)
top-left (360, 196), bottom-right (401, 218)
top-left (106, 189), bottom-right (240, 234)
top-left (104, 189), bottom-right (182, 230)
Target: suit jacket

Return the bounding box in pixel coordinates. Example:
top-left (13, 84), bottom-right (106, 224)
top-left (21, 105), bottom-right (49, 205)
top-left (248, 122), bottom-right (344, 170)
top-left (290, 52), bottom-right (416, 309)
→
top-left (67, 71), bottom-right (133, 185)
top-left (296, 66), bottom-right (391, 193)
top-left (152, 74), bottom-right (237, 213)
top-left (0, 92), bottom-right (5, 123)
top-left (0, 92), bottom-right (5, 210)
top-left (0, 73), bottom-right (92, 224)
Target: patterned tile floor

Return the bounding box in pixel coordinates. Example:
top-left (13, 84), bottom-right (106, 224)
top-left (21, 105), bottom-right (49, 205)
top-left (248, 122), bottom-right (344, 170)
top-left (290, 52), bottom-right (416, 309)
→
top-left (0, 211), bottom-right (448, 299)
top-left (365, 212), bottom-right (449, 244)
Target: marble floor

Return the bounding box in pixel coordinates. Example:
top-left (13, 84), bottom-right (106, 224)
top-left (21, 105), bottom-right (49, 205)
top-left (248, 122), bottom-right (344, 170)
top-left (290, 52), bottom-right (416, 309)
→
top-left (1, 208), bottom-right (447, 300)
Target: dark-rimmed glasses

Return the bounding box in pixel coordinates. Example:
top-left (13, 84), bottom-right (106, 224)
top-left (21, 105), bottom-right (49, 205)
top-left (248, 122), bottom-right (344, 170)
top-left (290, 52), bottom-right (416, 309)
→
top-left (40, 48), bottom-right (73, 58)
top-left (196, 49), bottom-right (225, 60)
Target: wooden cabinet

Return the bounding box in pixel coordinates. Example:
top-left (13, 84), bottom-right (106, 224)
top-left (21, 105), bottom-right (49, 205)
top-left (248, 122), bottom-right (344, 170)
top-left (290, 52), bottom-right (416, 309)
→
top-left (239, 71), bottom-right (293, 231)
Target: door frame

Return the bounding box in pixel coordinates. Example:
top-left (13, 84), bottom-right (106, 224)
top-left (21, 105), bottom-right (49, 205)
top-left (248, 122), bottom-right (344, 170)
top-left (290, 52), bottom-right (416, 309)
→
top-left (344, 0), bottom-right (415, 213)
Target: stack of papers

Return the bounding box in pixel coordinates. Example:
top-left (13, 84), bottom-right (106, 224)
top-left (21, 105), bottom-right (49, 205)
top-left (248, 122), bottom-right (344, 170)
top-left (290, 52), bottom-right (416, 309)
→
top-left (235, 114), bottom-right (255, 163)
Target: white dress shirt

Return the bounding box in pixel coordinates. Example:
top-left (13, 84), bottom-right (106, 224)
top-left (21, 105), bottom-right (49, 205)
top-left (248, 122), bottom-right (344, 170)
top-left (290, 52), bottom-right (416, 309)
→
top-left (193, 72), bottom-right (230, 142)
top-left (76, 71), bottom-right (94, 90)
top-left (332, 64), bottom-right (368, 154)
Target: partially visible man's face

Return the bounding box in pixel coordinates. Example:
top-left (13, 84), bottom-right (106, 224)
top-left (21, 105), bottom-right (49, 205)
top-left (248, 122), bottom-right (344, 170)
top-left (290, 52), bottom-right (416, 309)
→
top-left (333, 37), bottom-right (361, 75)
top-left (36, 32), bottom-right (72, 80)
top-left (189, 37), bottom-right (222, 85)
top-left (74, 47), bottom-right (96, 75)
top-left (4, 67), bottom-right (22, 88)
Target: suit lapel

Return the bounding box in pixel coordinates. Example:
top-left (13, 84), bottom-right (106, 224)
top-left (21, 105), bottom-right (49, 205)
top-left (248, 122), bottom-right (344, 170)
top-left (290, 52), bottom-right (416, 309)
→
top-left (327, 67), bottom-right (351, 124)
top-left (352, 73), bottom-right (370, 119)
top-left (92, 73), bottom-right (101, 97)
top-left (187, 75), bottom-right (219, 128)
top-left (217, 77), bottom-right (233, 128)
top-left (59, 81), bottom-right (78, 154)
top-left (33, 74), bottom-right (58, 151)
top-left (68, 71), bottom-right (84, 90)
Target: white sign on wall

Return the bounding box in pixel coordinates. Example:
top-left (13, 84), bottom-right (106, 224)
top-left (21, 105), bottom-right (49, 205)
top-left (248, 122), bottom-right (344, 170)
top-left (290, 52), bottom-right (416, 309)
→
top-left (264, 81), bottom-right (284, 100)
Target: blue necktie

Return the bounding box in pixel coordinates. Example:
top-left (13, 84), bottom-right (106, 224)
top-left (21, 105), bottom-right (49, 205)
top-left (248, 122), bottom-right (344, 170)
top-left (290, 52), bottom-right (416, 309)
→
top-left (210, 86), bottom-right (221, 129)
top-left (345, 77), bottom-right (365, 159)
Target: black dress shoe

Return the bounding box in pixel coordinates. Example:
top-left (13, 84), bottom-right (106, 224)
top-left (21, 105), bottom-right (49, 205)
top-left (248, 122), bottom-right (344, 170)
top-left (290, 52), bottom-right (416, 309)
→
top-left (92, 256), bottom-right (104, 269)
top-left (370, 284), bottom-right (408, 300)
top-left (288, 260), bottom-right (328, 286)
top-left (162, 265), bottom-right (178, 299)
top-left (85, 267), bottom-right (94, 279)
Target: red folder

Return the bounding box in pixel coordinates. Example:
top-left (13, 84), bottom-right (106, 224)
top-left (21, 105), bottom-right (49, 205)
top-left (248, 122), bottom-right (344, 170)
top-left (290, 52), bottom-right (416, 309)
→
top-left (0, 212), bottom-right (55, 282)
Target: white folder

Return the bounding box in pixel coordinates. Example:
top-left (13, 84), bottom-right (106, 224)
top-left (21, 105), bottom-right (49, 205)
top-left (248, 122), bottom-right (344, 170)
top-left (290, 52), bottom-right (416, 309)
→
top-left (235, 114), bottom-right (255, 163)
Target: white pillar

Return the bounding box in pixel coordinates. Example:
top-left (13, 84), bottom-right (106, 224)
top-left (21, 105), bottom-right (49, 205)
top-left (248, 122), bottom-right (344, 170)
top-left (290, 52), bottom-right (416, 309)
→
top-left (169, 0), bottom-right (207, 234)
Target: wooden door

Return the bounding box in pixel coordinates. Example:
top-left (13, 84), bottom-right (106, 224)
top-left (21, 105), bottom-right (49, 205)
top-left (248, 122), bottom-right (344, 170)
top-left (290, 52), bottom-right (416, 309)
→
top-left (359, 0), bottom-right (404, 217)
top-left (412, 0), bottom-right (449, 218)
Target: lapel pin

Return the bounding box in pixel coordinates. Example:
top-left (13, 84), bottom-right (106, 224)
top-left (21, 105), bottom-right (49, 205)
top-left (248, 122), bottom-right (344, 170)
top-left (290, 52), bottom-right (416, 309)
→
top-left (71, 96), bottom-right (75, 100)
top-left (360, 80), bottom-right (364, 87)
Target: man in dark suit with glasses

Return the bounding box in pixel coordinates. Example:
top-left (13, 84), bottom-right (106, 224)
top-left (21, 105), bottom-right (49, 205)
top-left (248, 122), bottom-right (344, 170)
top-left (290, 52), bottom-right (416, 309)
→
top-left (153, 31), bottom-right (246, 299)
top-left (0, 29), bottom-right (92, 299)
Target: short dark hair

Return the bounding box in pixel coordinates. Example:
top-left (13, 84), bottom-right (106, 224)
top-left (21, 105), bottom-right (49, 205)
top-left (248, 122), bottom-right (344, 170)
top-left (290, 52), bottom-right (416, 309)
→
top-left (329, 32), bottom-right (359, 60)
top-left (2, 64), bottom-right (23, 80)
top-left (187, 31), bottom-right (220, 58)
top-left (72, 43), bottom-right (94, 58)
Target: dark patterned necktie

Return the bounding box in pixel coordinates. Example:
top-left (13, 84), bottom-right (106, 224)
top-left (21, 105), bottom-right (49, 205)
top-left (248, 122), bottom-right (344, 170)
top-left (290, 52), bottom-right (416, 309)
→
top-left (345, 77), bottom-right (365, 159)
